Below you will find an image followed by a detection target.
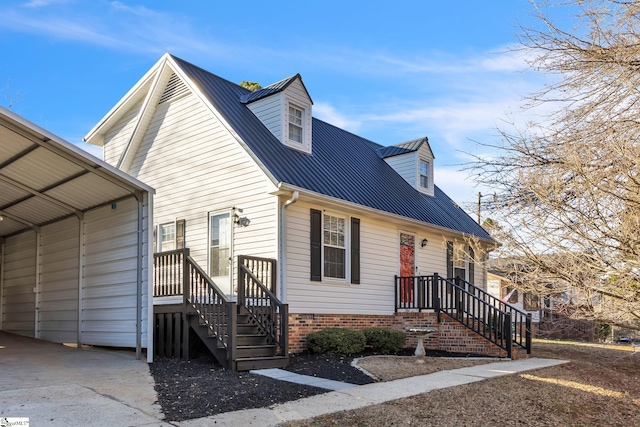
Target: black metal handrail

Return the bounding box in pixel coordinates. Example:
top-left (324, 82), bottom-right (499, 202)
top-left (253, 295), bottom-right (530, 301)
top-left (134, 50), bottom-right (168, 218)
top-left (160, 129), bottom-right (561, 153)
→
top-left (238, 255), bottom-right (288, 356)
top-left (395, 273), bottom-right (532, 357)
top-left (452, 277), bottom-right (532, 353)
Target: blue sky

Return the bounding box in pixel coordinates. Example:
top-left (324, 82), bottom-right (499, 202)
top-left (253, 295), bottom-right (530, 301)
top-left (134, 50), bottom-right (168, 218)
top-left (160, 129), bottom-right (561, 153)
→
top-left (0, 0), bottom-right (548, 214)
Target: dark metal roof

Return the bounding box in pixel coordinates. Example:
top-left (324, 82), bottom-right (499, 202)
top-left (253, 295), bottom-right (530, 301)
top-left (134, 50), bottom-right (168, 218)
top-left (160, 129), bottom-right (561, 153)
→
top-left (172, 55), bottom-right (492, 241)
top-left (240, 73), bottom-right (313, 105)
top-left (377, 137), bottom-right (435, 159)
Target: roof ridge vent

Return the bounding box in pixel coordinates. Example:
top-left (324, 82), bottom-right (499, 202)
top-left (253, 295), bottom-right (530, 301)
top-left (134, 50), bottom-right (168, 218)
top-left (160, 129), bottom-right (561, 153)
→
top-left (158, 73), bottom-right (189, 105)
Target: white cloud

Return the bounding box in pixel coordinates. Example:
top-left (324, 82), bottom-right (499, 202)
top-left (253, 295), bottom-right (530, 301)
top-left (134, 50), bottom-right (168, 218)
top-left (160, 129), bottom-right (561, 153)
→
top-left (22, 0), bottom-right (68, 8)
top-left (313, 102), bottom-right (361, 132)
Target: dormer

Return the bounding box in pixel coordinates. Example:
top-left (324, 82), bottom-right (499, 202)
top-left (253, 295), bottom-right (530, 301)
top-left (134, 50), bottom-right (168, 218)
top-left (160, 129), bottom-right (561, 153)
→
top-left (378, 137), bottom-right (435, 197)
top-left (241, 74), bottom-right (313, 154)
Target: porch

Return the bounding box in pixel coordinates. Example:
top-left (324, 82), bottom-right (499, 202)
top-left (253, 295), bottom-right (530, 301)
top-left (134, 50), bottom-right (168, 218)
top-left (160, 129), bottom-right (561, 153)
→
top-left (395, 274), bottom-right (532, 358)
top-left (152, 249), bottom-right (288, 371)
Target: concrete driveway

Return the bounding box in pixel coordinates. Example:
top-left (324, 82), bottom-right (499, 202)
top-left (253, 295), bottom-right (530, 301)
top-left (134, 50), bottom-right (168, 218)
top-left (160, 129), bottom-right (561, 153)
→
top-left (0, 332), bottom-right (169, 426)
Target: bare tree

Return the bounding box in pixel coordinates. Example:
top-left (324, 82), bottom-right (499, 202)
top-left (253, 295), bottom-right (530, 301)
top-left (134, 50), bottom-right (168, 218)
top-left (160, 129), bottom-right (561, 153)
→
top-left (471, 0), bottom-right (640, 330)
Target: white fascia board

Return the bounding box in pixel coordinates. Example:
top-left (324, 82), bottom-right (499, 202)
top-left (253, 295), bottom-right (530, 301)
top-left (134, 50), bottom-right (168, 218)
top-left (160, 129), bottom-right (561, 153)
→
top-left (276, 182), bottom-right (495, 245)
top-left (0, 106), bottom-right (154, 195)
top-left (83, 53), bottom-right (171, 146)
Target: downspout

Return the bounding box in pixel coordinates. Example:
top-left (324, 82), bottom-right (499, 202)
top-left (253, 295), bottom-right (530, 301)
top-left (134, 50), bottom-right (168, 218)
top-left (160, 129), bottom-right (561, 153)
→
top-left (135, 192), bottom-right (144, 360)
top-left (279, 191), bottom-right (299, 302)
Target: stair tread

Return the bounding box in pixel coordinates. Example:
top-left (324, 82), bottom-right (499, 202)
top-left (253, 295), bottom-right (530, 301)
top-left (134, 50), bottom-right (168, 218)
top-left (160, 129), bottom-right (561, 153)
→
top-left (235, 355), bottom-right (287, 361)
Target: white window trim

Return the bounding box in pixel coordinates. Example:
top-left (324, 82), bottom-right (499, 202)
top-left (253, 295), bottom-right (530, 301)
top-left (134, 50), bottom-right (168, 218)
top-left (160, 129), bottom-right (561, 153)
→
top-left (207, 210), bottom-right (234, 279)
top-left (417, 156), bottom-right (434, 196)
top-left (284, 97), bottom-right (311, 153)
top-left (158, 221), bottom-right (176, 252)
top-left (321, 211), bottom-right (350, 283)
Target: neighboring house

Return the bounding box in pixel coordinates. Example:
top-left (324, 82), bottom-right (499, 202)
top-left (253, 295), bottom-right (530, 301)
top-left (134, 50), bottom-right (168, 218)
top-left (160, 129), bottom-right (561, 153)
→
top-left (0, 107), bottom-right (154, 362)
top-left (487, 267), bottom-right (600, 342)
top-left (84, 54), bottom-right (527, 369)
top-left (487, 271), bottom-right (541, 333)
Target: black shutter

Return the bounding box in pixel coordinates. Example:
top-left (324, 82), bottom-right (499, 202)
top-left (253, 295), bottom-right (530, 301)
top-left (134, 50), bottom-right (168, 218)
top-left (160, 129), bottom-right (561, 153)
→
top-left (176, 219), bottom-right (185, 249)
top-left (351, 217), bottom-right (360, 284)
top-left (468, 246), bottom-right (475, 284)
top-left (446, 241), bottom-right (453, 279)
top-left (310, 209), bottom-right (322, 281)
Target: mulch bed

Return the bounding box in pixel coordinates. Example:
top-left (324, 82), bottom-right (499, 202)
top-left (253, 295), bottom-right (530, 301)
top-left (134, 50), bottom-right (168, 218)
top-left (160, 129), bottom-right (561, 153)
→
top-left (149, 348), bottom-right (484, 422)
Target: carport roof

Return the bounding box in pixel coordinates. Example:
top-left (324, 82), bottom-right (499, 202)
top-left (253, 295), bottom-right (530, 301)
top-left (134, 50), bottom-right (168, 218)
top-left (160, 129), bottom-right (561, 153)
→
top-left (0, 107), bottom-right (154, 239)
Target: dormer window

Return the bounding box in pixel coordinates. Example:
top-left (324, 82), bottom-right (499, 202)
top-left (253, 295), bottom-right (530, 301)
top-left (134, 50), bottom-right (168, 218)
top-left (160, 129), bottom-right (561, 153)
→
top-left (288, 105), bottom-right (303, 143)
top-left (420, 161), bottom-right (429, 189)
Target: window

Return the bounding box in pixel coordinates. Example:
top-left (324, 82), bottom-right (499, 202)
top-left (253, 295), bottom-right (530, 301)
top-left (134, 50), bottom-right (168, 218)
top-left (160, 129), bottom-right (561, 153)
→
top-left (288, 105), bottom-right (303, 143)
top-left (524, 293), bottom-right (540, 311)
top-left (323, 214), bottom-right (346, 279)
top-left (420, 161), bottom-right (429, 188)
top-left (159, 223), bottom-right (176, 252)
top-left (310, 209), bottom-right (360, 283)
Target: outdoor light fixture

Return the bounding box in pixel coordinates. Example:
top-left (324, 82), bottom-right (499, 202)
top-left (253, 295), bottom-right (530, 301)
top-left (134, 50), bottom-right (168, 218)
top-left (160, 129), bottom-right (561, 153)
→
top-left (421, 238), bottom-right (428, 248)
top-left (232, 207), bottom-right (250, 227)
top-left (0, 215), bottom-right (4, 221)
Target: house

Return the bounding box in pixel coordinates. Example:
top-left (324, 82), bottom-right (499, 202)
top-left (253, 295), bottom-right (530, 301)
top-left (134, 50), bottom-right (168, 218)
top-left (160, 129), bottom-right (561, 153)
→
top-left (488, 263), bottom-right (599, 342)
top-left (84, 53), bottom-right (530, 369)
top-left (0, 106), bottom-right (155, 362)
top-left (487, 271), bottom-right (542, 335)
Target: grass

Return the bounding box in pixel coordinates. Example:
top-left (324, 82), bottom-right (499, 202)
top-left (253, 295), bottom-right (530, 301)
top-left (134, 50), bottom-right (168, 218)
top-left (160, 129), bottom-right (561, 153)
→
top-left (282, 339), bottom-right (640, 427)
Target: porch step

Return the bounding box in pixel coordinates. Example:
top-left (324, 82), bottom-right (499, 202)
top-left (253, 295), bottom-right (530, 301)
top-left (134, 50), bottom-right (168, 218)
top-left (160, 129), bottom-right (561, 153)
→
top-left (236, 344), bottom-right (277, 358)
top-left (235, 355), bottom-right (289, 371)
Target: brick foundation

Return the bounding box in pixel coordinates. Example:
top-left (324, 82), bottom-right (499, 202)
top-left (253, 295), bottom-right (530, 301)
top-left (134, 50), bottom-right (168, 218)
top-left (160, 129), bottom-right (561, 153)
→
top-left (288, 311), bottom-right (517, 358)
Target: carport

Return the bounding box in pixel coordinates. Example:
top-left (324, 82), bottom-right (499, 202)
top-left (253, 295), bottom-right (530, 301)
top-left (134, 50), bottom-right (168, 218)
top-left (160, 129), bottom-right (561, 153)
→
top-left (0, 107), bottom-right (155, 362)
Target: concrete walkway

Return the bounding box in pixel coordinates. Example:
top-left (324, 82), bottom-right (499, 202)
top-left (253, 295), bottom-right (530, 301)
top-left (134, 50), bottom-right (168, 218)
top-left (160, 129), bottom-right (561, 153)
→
top-left (0, 332), bottom-right (569, 427)
top-left (178, 357), bottom-right (569, 427)
top-left (0, 332), bottom-right (168, 427)
top-left (251, 368), bottom-right (359, 391)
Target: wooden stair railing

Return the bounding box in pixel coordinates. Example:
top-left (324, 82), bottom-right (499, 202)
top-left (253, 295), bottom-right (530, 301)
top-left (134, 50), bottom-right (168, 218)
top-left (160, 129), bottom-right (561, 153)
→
top-left (238, 255), bottom-right (289, 364)
top-left (154, 249), bottom-right (237, 369)
top-left (394, 273), bottom-right (532, 358)
top-left (154, 250), bottom-right (288, 371)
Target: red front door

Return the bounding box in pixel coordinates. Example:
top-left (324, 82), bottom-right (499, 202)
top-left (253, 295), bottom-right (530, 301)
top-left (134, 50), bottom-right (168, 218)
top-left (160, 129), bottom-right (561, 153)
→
top-left (399, 233), bottom-right (415, 303)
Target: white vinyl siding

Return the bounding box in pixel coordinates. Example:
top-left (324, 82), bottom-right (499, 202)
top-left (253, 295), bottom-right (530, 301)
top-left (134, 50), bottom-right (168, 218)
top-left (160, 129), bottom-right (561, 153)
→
top-left (247, 93), bottom-right (283, 142)
top-left (103, 99), bottom-right (144, 166)
top-left (384, 152), bottom-right (416, 187)
top-left (284, 200), bottom-right (488, 314)
top-left (38, 217), bottom-right (79, 343)
top-left (383, 145), bottom-right (435, 197)
top-left (247, 77), bottom-right (312, 153)
top-left (82, 196), bottom-right (148, 347)
top-left (110, 89), bottom-right (278, 282)
top-left (1, 231), bottom-right (37, 337)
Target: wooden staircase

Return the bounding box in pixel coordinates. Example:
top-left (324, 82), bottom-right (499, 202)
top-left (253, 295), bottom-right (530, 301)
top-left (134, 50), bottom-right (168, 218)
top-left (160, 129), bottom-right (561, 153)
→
top-left (154, 249), bottom-right (288, 371)
top-left (188, 306), bottom-right (288, 371)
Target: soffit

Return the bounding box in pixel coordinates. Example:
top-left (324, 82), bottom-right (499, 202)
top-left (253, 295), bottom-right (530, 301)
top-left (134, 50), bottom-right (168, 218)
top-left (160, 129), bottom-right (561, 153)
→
top-left (0, 108), bottom-right (153, 238)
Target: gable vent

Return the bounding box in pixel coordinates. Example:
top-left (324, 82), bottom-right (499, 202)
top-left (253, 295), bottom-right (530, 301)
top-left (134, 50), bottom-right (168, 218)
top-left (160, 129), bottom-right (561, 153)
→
top-left (158, 73), bottom-right (189, 105)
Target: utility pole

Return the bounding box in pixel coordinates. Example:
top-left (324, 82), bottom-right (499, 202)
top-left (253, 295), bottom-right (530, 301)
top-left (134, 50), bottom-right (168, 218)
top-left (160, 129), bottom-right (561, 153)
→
top-left (477, 192), bottom-right (482, 224)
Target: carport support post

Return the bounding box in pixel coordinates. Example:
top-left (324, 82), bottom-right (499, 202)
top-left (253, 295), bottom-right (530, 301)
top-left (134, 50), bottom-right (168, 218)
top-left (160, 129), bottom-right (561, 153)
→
top-left (77, 212), bottom-right (84, 349)
top-left (34, 229), bottom-right (41, 339)
top-left (135, 192), bottom-right (143, 360)
top-left (0, 238), bottom-right (4, 330)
